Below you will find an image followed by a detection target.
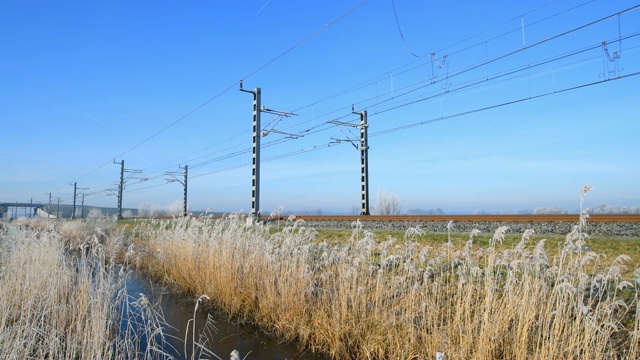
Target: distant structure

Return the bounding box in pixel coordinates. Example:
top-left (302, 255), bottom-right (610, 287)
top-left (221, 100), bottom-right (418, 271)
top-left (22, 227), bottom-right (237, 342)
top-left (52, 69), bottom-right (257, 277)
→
top-left (0, 202), bottom-right (43, 219)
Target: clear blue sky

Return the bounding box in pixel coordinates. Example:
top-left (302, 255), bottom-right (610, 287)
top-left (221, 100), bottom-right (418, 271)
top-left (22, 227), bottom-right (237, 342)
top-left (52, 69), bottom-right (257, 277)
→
top-left (1, 0), bottom-right (639, 214)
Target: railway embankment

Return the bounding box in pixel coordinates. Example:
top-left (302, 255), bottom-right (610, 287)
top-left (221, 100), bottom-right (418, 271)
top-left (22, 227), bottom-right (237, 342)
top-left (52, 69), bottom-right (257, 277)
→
top-left (295, 215), bottom-right (640, 237)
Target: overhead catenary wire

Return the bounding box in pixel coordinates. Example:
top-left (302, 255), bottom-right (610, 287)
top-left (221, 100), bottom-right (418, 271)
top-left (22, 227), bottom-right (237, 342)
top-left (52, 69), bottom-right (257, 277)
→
top-left (117, 0), bottom-right (624, 179)
top-left (103, 29), bottom-right (640, 201)
top-left (112, 67), bottom-right (640, 202)
top-left (126, 38), bottom-right (639, 191)
top-left (67, 0), bottom-right (607, 194)
top-left (287, 0), bottom-right (600, 117)
top-left (433, 0), bottom-right (596, 57)
top-left (362, 4), bottom-right (640, 111)
top-left (370, 70), bottom-right (640, 136)
top-left (357, 32), bottom-right (640, 116)
top-left (278, 29), bottom-right (639, 141)
top-left (390, 0), bottom-right (424, 58)
top-left (53, 1), bottom-right (639, 208)
top-left (271, 2), bottom-right (639, 142)
top-left (111, 37), bottom-right (640, 199)
top-left (54, 0), bottom-right (371, 192)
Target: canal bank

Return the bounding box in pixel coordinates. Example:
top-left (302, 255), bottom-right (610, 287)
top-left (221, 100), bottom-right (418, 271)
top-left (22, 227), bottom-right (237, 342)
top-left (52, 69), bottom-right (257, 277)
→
top-left (125, 272), bottom-right (330, 359)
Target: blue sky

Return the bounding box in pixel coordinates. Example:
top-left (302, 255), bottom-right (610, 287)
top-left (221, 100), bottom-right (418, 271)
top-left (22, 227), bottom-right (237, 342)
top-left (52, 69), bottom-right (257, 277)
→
top-left (1, 0), bottom-right (639, 214)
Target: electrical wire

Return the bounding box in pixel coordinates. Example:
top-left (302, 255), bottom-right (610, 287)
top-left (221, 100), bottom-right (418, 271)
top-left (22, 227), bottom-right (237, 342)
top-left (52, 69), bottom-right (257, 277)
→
top-left (433, 0), bottom-right (594, 56)
top-left (61, 0), bottom-right (604, 196)
top-left (107, 36), bottom-right (639, 200)
top-left (361, 32), bottom-right (640, 115)
top-left (273, 2), bottom-right (636, 144)
top-left (115, 67), bottom-right (640, 201)
top-left (390, 0), bottom-right (424, 58)
top-left (287, 0), bottom-right (599, 117)
top-left (55, 0), bottom-right (371, 191)
top-left (52, 2), bottom-right (639, 206)
top-left (123, 0), bottom-right (623, 178)
top-left (89, 31), bottom-right (640, 203)
top-left (369, 70), bottom-right (640, 137)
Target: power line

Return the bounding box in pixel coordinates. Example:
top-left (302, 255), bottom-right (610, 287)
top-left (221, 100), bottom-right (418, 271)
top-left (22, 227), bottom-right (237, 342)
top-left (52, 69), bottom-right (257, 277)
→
top-left (241, 0), bottom-right (370, 81)
top-left (61, 2), bottom-right (639, 206)
top-left (333, 9), bottom-right (640, 117)
top-left (287, 0), bottom-right (599, 116)
top-left (85, 31), bottom-right (640, 204)
top-left (121, 39), bottom-right (637, 193)
top-left (390, 0), bottom-right (424, 58)
top-left (361, 33), bottom-right (640, 115)
top-left (122, 67), bottom-right (640, 198)
top-left (272, 27), bottom-right (637, 146)
top-left (265, 1), bottom-right (634, 150)
top-left (108, 0), bottom-right (625, 182)
top-left (369, 70), bottom-right (640, 137)
top-left (64, 0), bottom-right (606, 195)
top-left (433, 0), bottom-right (585, 56)
top-left (55, 0), bottom-right (371, 192)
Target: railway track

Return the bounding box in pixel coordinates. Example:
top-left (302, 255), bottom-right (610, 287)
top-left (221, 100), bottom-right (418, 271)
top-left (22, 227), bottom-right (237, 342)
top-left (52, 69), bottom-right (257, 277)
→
top-left (130, 214), bottom-right (640, 223)
top-left (124, 214), bottom-right (640, 236)
top-left (293, 214), bottom-right (640, 223)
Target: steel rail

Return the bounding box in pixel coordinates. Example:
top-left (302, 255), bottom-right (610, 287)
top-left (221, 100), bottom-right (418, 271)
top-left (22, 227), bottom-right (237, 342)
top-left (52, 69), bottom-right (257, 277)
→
top-left (293, 214), bottom-right (640, 223)
top-left (123, 214), bottom-right (640, 223)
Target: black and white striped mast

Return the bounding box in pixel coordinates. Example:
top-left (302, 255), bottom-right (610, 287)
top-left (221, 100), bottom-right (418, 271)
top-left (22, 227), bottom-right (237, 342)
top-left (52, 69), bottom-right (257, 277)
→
top-left (240, 81), bottom-right (262, 219)
top-left (358, 109), bottom-right (370, 216)
top-left (70, 182), bottom-right (89, 219)
top-left (328, 105), bottom-right (370, 215)
top-left (113, 160), bottom-right (144, 220)
top-left (165, 164), bottom-right (189, 217)
top-left (240, 81), bottom-right (297, 219)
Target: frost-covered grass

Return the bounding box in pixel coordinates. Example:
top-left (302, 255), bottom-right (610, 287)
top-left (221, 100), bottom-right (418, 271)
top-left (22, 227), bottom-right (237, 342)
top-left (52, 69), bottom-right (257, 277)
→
top-left (130, 213), bottom-right (640, 359)
top-left (0, 219), bottom-right (174, 359)
top-left (307, 229), bottom-right (640, 277)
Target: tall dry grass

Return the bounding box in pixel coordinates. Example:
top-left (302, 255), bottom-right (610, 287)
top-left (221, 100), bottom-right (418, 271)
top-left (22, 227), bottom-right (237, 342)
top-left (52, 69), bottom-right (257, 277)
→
top-left (131, 212), bottom-right (640, 359)
top-left (0, 219), bottom-right (173, 359)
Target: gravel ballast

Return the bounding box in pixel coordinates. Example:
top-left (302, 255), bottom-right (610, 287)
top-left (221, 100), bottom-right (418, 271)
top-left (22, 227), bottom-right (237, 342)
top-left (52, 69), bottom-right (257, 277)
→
top-left (298, 219), bottom-right (640, 237)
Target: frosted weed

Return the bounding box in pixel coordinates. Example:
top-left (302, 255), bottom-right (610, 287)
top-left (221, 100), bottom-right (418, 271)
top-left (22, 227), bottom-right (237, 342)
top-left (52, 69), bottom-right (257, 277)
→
top-left (490, 226), bottom-right (509, 247)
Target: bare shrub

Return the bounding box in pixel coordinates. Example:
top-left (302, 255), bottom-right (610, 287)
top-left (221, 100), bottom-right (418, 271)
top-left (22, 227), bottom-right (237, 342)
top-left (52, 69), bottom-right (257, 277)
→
top-left (87, 207), bottom-right (104, 218)
top-left (587, 204), bottom-right (640, 214)
top-left (166, 200), bottom-right (185, 217)
top-left (373, 189), bottom-right (402, 215)
top-left (138, 202), bottom-right (168, 217)
top-left (533, 206), bottom-right (568, 214)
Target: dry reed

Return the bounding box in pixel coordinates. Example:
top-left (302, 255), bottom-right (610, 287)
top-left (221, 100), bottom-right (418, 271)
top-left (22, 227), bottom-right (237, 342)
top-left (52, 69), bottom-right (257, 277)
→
top-left (130, 212), bottom-right (639, 359)
top-left (0, 218), bottom-right (174, 359)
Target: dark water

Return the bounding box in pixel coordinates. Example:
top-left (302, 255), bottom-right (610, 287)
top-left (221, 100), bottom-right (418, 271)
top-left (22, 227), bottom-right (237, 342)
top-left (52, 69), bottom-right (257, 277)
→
top-left (125, 274), bottom-right (330, 360)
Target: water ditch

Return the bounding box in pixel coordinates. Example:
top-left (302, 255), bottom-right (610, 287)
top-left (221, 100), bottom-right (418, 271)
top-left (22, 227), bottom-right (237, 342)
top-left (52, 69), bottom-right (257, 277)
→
top-left (0, 222), bottom-right (329, 359)
top-left (124, 273), bottom-right (330, 360)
